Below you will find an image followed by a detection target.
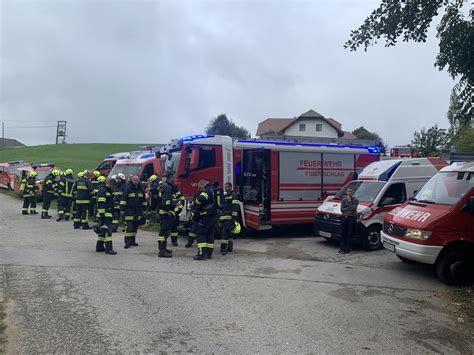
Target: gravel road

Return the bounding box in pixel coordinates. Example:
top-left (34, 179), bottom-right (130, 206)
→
top-left (0, 193), bottom-right (472, 354)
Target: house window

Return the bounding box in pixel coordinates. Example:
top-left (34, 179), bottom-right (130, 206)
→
top-left (316, 124), bottom-right (323, 132)
top-left (299, 124), bottom-right (306, 132)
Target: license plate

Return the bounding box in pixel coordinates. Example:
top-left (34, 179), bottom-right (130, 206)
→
top-left (319, 231), bottom-right (331, 238)
top-left (383, 241), bottom-right (395, 252)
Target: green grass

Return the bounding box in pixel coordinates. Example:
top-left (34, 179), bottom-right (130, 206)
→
top-left (0, 302), bottom-right (6, 351)
top-left (0, 143), bottom-right (149, 173)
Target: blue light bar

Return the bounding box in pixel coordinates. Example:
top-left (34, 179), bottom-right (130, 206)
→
top-left (31, 163), bottom-right (55, 169)
top-left (137, 153), bottom-right (155, 159)
top-left (237, 140), bottom-right (380, 154)
top-left (182, 134), bottom-right (214, 142)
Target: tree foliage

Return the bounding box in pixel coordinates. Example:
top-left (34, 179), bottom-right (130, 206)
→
top-left (454, 128), bottom-right (474, 152)
top-left (205, 114), bottom-right (251, 139)
top-left (411, 124), bottom-right (449, 157)
top-left (352, 126), bottom-right (380, 140)
top-left (447, 88), bottom-right (471, 146)
top-left (345, 0), bottom-right (473, 119)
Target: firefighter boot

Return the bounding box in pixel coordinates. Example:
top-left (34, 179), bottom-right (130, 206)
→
top-left (96, 240), bottom-right (105, 252)
top-left (73, 222), bottom-right (80, 229)
top-left (228, 240), bottom-right (234, 252)
top-left (220, 242), bottom-right (228, 256)
top-left (56, 215), bottom-right (64, 222)
top-left (82, 223), bottom-right (91, 230)
top-left (30, 210), bottom-right (38, 215)
top-left (41, 212), bottom-right (52, 219)
top-left (124, 236), bottom-right (131, 249)
top-left (158, 241), bottom-right (172, 258)
top-left (185, 236), bottom-right (195, 248)
top-left (207, 247), bottom-right (213, 259)
top-left (65, 215), bottom-right (70, 221)
top-left (105, 241), bottom-right (117, 255)
top-left (163, 241), bottom-right (173, 254)
top-left (193, 247), bottom-right (207, 260)
top-left (171, 235), bottom-right (178, 247)
top-left (130, 236), bottom-right (139, 247)
top-left (22, 211), bottom-right (28, 215)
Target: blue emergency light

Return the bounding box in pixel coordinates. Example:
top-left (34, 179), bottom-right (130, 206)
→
top-left (237, 139), bottom-right (380, 154)
top-left (31, 163), bottom-right (55, 169)
top-left (182, 134), bottom-right (214, 142)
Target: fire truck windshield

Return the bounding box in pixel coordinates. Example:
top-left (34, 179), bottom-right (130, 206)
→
top-left (334, 181), bottom-right (386, 203)
top-left (109, 163), bottom-right (142, 178)
top-left (414, 171), bottom-right (474, 205)
top-left (165, 151), bottom-right (181, 174)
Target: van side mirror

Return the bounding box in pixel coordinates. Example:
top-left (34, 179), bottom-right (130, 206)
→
top-left (380, 197), bottom-right (396, 206)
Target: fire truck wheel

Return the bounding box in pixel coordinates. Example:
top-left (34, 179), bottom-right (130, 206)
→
top-left (397, 255), bottom-right (416, 263)
top-left (436, 250), bottom-right (474, 286)
top-left (362, 225), bottom-right (382, 251)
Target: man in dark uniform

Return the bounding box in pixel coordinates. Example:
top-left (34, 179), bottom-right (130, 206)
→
top-left (219, 182), bottom-right (240, 255)
top-left (41, 169), bottom-right (60, 219)
top-left (193, 179), bottom-right (218, 260)
top-left (20, 171), bottom-right (39, 215)
top-left (88, 170), bottom-right (101, 222)
top-left (95, 178), bottom-right (117, 255)
top-left (56, 168), bottom-right (75, 221)
top-left (111, 173), bottom-right (126, 232)
top-left (339, 187), bottom-right (359, 254)
top-left (148, 174), bottom-right (160, 214)
top-left (73, 171), bottom-right (94, 229)
top-left (120, 175), bottom-right (147, 249)
top-left (157, 172), bottom-right (175, 258)
top-left (170, 183), bottom-right (185, 247)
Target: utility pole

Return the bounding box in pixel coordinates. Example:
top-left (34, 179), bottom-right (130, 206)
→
top-left (1, 122), bottom-right (4, 149)
top-left (56, 121), bottom-right (67, 144)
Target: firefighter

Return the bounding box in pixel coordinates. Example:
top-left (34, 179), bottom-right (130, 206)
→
top-left (89, 170), bottom-right (101, 222)
top-left (95, 175), bottom-right (106, 219)
top-left (120, 175), bottom-right (147, 249)
top-left (170, 183), bottom-right (185, 247)
top-left (94, 178), bottom-right (117, 255)
top-left (56, 169), bottom-right (75, 221)
top-left (184, 190), bottom-right (200, 248)
top-left (219, 182), bottom-right (240, 255)
top-left (112, 173), bottom-right (126, 233)
top-left (148, 175), bottom-right (161, 215)
top-left (41, 169), bottom-right (60, 219)
top-left (20, 171), bottom-right (39, 215)
top-left (157, 172), bottom-right (175, 258)
top-left (73, 171), bottom-right (94, 229)
top-left (193, 179), bottom-right (218, 260)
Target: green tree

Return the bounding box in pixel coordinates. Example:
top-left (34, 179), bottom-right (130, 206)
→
top-left (352, 126), bottom-right (380, 140)
top-left (454, 128), bottom-right (474, 152)
top-left (447, 88), bottom-right (471, 146)
top-left (206, 114), bottom-right (251, 139)
top-left (411, 124), bottom-right (449, 157)
top-left (345, 0), bottom-right (473, 119)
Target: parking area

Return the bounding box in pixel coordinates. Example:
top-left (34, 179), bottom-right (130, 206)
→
top-left (0, 193), bottom-right (473, 354)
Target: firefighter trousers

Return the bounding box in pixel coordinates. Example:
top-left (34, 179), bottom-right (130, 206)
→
top-left (158, 213), bottom-right (172, 250)
top-left (196, 215), bottom-right (217, 256)
top-left (42, 193), bottom-right (54, 214)
top-left (74, 203), bottom-right (89, 227)
top-left (58, 196), bottom-right (73, 219)
top-left (124, 218), bottom-right (139, 247)
top-left (22, 196), bottom-right (37, 213)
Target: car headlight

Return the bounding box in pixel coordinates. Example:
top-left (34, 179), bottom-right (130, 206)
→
top-left (405, 228), bottom-right (432, 240)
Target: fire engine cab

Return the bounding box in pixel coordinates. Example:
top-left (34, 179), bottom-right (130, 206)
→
top-left (160, 135), bottom-right (380, 231)
top-left (0, 160), bottom-right (28, 190)
top-left (382, 162), bottom-right (474, 285)
top-left (13, 163), bottom-right (56, 196)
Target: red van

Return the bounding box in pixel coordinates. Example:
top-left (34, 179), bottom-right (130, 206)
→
top-left (382, 162), bottom-right (474, 285)
top-left (108, 152), bottom-right (165, 181)
top-left (0, 160), bottom-right (28, 190)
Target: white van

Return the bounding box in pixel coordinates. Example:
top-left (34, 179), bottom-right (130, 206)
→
top-left (314, 158), bottom-right (447, 250)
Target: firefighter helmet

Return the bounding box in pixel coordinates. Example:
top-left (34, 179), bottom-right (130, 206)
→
top-left (97, 176), bottom-right (106, 182)
top-left (231, 221), bottom-right (241, 235)
top-left (149, 175), bottom-right (157, 182)
top-left (29, 171), bottom-right (38, 177)
top-left (93, 170), bottom-right (100, 177)
top-left (51, 169), bottom-right (60, 176)
top-left (117, 173), bottom-right (126, 181)
top-left (77, 171), bottom-right (85, 178)
top-left (65, 168), bottom-right (73, 175)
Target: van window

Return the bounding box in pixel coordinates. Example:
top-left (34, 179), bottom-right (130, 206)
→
top-left (98, 161), bottom-right (111, 171)
top-left (185, 147), bottom-right (216, 171)
top-left (142, 163), bottom-right (154, 180)
top-left (379, 183), bottom-right (406, 206)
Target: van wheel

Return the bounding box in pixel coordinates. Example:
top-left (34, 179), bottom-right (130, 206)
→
top-left (436, 251), bottom-right (474, 286)
top-left (362, 225), bottom-right (382, 251)
top-left (397, 255), bottom-right (416, 263)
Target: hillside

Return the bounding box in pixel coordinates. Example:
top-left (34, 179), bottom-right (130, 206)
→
top-left (0, 143), bottom-right (149, 173)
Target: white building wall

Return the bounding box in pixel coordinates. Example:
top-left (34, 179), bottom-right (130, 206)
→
top-left (283, 118), bottom-right (338, 138)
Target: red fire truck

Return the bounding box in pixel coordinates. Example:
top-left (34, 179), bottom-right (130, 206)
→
top-left (0, 160), bottom-right (29, 190)
top-left (390, 145), bottom-right (420, 158)
top-left (13, 163), bottom-right (57, 197)
top-left (160, 135), bottom-right (380, 231)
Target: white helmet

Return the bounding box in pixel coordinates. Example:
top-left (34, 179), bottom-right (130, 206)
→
top-left (110, 175), bottom-right (117, 180)
top-left (117, 173), bottom-right (126, 181)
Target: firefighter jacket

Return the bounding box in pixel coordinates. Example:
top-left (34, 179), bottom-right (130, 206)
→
top-left (193, 184), bottom-right (217, 221)
top-left (91, 179), bottom-right (99, 197)
top-left (20, 177), bottom-right (38, 197)
top-left (73, 177), bottom-right (94, 204)
top-left (42, 174), bottom-right (56, 195)
top-left (150, 180), bottom-right (161, 199)
top-left (97, 185), bottom-right (114, 219)
top-left (120, 183), bottom-right (147, 220)
top-left (173, 186), bottom-right (185, 217)
top-left (113, 182), bottom-right (126, 210)
top-left (57, 175), bottom-right (75, 198)
top-left (159, 181), bottom-right (174, 215)
top-left (219, 191), bottom-right (239, 222)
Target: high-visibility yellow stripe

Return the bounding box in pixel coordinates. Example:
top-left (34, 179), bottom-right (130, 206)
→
top-left (197, 243), bottom-right (207, 248)
top-left (120, 201), bottom-right (127, 205)
top-left (98, 198), bottom-right (106, 202)
top-left (206, 243), bottom-right (214, 248)
top-left (200, 192), bottom-right (209, 200)
top-left (219, 216), bottom-right (232, 220)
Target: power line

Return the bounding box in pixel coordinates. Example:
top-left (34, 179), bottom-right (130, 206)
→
top-left (5, 125), bottom-right (57, 129)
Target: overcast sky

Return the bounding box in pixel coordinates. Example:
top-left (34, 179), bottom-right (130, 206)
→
top-left (0, 0), bottom-right (460, 147)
